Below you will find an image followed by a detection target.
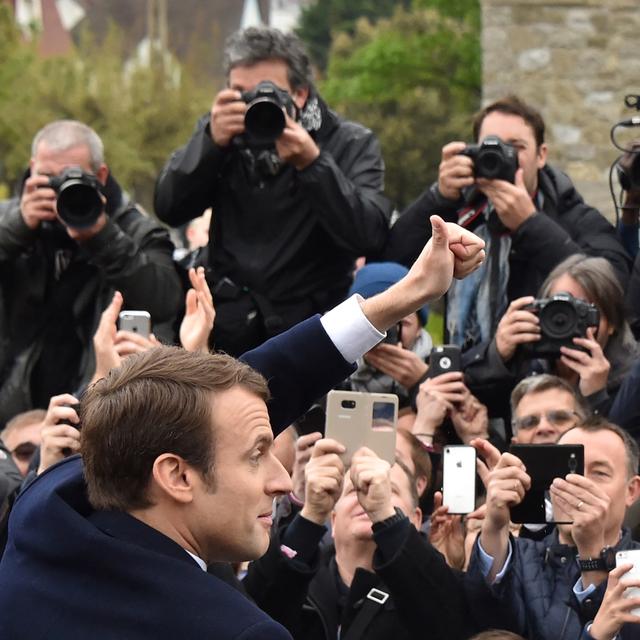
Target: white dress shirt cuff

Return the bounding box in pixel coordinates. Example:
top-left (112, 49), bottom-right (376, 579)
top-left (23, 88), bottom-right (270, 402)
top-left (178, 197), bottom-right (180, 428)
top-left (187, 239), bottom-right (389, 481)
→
top-left (320, 294), bottom-right (384, 364)
top-left (477, 538), bottom-right (513, 584)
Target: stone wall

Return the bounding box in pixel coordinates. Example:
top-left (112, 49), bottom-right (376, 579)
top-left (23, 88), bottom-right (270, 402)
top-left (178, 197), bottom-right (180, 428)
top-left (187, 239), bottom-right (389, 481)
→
top-left (481, 0), bottom-right (640, 220)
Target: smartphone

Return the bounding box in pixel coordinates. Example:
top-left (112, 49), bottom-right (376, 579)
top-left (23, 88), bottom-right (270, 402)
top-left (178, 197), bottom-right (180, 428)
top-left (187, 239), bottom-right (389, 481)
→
top-left (442, 445), bottom-right (477, 514)
top-left (118, 310), bottom-right (151, 338)
top-left (383, 323), bottom-right (402, 345)
top-left (428, 345), bottom-right (462, 378)
top-left (616, 550), bottom-right (640, 616)
top-left (324, 390), bottom-right (397, 465)
top-left (509, 444), bottom-right (584, 524)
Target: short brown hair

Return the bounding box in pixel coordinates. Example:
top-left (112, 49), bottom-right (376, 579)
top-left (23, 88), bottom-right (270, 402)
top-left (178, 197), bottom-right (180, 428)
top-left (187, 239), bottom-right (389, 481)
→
top-left (472, 95), bottom-right (545, 148)
top-left (81, 346), bottom-right (269, 511)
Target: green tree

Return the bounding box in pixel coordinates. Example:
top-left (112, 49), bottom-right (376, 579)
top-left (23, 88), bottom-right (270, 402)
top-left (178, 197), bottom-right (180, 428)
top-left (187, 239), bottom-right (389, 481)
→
top-left (319, 4), bottom-right (481, 208)
top-left (296, 0), bottom-right (411, 72)
top-left (0, 6), bottom-right (210, 211)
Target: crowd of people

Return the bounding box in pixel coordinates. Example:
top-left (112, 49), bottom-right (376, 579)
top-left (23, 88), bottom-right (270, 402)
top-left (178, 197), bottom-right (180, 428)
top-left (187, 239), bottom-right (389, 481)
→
top-left (0, 23), bottom-right (640, 640)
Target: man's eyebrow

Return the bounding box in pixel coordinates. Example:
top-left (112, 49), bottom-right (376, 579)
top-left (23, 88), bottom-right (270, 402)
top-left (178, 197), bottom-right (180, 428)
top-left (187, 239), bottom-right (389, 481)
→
top-left (590, 459), bottom-right (614, 471)
top-left (246, 432), bottom-right (273, 450)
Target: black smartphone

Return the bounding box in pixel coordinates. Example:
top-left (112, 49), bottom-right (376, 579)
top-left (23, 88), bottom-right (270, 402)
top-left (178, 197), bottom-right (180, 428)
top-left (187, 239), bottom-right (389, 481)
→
top-left (384, 322), bottom-right (402, 345)
top-left (427, 345), bottom-right (462, 377)
top-left (509, 444), bottom-right (584, 524)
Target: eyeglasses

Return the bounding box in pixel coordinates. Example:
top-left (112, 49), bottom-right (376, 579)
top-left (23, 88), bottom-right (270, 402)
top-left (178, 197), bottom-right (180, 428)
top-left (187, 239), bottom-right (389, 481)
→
top-left (513, 410), bottom-right (580, 431)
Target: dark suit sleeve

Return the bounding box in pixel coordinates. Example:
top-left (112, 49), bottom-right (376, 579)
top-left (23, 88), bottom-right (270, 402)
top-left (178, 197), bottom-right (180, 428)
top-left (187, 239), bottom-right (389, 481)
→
top-left (241, 315), bottom-right (355, 435)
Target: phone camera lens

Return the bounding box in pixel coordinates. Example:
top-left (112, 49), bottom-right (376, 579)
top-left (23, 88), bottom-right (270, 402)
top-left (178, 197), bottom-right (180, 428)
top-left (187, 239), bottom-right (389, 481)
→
top-left (341, 400), bottom-right (356, 409)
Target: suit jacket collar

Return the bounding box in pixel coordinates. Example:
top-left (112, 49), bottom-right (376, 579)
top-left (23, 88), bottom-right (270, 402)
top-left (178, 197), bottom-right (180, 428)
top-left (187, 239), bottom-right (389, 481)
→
top-left (87, 509), bottom-right (200, 569)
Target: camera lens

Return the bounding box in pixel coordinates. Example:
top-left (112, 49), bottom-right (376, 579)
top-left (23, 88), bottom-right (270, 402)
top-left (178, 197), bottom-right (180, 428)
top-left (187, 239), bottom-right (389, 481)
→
top-left (341, 400), bottom-right (356, 409)
top-left (539, 300), bottom-right (578, 339)
top-left (477, 150), bottom-right (503, 178)
top-left (57, 180), bottom-right (103, 228)
top-left (244, 99), bottom-right (286, 143)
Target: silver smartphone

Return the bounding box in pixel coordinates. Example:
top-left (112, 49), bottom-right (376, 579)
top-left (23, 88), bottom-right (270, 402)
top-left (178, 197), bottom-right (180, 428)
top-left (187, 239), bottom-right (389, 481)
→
top-left (324, 390), bottom-right (397, 465)
top-left (616, 550), bottom-right (640, 616)
top-left (118, 310), bottom-right (151, 338)
top-left (442, 445), bottom-right (477, 514)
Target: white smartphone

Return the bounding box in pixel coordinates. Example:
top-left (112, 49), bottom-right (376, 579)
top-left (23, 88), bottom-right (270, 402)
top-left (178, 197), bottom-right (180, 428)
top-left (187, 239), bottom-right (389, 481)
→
top-left (616, 550), bottom-right (640, 616)
top-left (118, 310), bottom-right (151, 338)
top-left (324, 390), bottom-right (397, 465)
top-left (442, 445), bottom-right (477, 514)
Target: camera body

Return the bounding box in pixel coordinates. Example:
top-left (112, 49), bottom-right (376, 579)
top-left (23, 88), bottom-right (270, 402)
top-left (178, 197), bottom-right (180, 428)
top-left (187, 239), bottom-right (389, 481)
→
top-left (460, 135), bottom-right (519, 183)
top-left (241, 80), bottom-right (298, 145)
top-left (521, 292), bottom-right (599, 358)
top-left (48, 166), bottom-right (103, 228)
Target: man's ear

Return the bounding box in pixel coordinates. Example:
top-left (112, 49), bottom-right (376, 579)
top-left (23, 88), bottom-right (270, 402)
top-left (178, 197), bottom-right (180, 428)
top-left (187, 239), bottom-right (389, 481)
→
top-left (536, 143), bottom-right (548, 170)
top-left (96, 164), bottom-right (109, 187)
top-left (625, 475), bottom-right (640, 508)
top-left (292, 86), bottom-right (309, 112)
top-left (409, 506), bottom-right (422, 529)
top-left (151, 454), bottom-right (198, 504)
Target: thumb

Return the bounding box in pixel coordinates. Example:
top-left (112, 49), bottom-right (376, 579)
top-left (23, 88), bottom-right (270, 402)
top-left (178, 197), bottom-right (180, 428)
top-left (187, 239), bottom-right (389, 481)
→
top-left (430, 215), bottom-right (449, 249)
top-left (185, 288), bottom-right (198, 315)
top-left (433, 490), bottom-right (443, 510)
top-left (101, 291), bottom-right (123, 327)
top-left (515, 168), bottom-right (526, 189)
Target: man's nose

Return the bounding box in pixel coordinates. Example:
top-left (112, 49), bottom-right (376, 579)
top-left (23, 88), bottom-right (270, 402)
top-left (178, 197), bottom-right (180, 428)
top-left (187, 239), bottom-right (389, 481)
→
top-left (266, 453), bottom-right (293, 497)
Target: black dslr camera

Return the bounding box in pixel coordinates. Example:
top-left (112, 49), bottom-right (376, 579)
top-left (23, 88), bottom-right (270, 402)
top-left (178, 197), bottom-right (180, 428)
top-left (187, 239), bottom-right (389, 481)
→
top-left (521, 292), bottom-right (599, 358)
top-left (48, 166), bottom-right (103, 228)
top-left (242, 80), bottom-right (298, 145)
top-left (460, 135), bottom-right (519, 183)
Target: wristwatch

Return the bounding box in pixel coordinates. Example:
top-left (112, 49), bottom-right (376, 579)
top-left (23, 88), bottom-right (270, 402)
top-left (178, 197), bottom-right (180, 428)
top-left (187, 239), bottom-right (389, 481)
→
top-left (577, 546), bottom-right (616, 572)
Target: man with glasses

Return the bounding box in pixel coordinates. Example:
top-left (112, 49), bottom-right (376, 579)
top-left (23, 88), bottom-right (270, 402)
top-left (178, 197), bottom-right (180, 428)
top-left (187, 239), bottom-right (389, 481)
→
top-left (467, 418), bottom-right (640, 639)
top-left (510, 374), bottom-right (587, 445)
top-left (0, 410), bottom-right (45, 477)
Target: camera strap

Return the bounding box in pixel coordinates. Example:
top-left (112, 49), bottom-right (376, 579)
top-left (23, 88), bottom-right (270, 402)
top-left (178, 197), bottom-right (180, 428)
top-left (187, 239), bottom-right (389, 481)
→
top-left (341, 588), bottom-right (390, 640)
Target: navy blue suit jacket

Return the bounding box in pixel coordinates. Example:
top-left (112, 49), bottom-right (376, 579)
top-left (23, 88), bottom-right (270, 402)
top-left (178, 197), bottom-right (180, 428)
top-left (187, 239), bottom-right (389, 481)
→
top-left (0, 315), bottom-right (355, 639)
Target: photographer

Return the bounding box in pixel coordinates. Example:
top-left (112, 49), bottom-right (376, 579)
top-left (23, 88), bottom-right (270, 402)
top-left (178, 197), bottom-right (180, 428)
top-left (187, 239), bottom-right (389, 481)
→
top-left (154, 27), bottom-right (392, 356)
top-left (0, 120), bottom-right (182, 427)
top-left (385, 95), bottom-right (630, 353)
top-left (464, 254), bottom-right (639, 423)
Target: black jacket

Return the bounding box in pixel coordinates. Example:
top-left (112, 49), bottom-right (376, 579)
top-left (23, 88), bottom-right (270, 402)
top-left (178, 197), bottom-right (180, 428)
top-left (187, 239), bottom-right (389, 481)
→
top-left (244, 514), bottom-right (472, 640)
top-left (0, 174), bottom-right (182, 425)
top-left (384, 164), bottom-right (630, 293)
top-left (154, 96), bottom-right (391, 354)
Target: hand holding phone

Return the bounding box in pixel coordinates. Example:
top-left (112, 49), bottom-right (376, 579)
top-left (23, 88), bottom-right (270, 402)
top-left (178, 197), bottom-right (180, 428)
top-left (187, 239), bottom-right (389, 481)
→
top-left (118, 310), bottom-right (151, 338)
top-left (427, 345), bottom-right (462, 378)
top-left (510, 444), bottom-right (584, 524)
